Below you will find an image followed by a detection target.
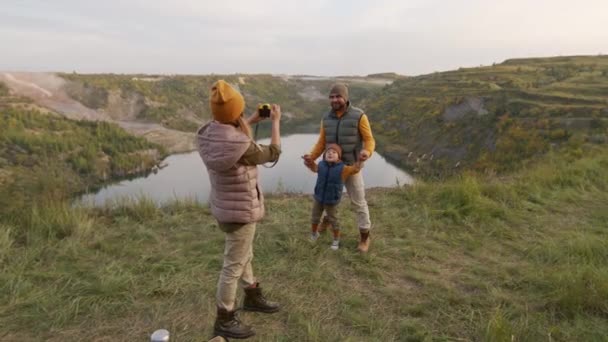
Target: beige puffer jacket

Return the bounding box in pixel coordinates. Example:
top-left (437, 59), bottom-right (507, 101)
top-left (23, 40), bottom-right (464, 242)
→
top-left (197, 121), bottom-right (264, 223)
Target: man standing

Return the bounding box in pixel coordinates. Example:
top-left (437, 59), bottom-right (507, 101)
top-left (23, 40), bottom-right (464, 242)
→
top-left (303, 83), bottom-right (375, 252)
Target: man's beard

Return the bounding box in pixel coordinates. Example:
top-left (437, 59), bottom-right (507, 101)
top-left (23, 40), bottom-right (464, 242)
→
top-left (331, 102), bottom-right (345, 111)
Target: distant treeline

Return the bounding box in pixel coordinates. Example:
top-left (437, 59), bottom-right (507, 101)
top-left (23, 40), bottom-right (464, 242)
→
top-left (0, 105), bottom-right (164, 221)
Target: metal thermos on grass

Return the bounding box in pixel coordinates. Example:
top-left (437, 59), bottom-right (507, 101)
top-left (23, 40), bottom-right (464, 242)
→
top-left (150, 328), bottom-right (228, 341)
top-left (150, 329), bottom-right (170, 342)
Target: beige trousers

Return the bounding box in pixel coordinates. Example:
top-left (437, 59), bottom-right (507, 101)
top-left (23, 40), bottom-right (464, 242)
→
top-left (344, 172), bottom-right (372, 231)
top-left (216, 222), bottom-right (256, 311)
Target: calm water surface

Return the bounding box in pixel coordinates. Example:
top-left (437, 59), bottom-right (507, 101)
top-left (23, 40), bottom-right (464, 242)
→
top-left (79, 134), bottom-right (413, 206)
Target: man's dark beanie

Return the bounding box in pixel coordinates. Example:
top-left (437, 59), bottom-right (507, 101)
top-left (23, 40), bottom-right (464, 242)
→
top-left (329, 83), bottom-right (349, 102)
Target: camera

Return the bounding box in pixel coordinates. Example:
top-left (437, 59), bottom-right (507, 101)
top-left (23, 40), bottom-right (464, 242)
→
top-left (258, 103), bottom-right (271, 118)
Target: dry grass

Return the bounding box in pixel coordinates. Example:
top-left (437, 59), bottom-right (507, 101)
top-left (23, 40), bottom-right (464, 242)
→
top-left (1, 148), bottom-right (608, 341)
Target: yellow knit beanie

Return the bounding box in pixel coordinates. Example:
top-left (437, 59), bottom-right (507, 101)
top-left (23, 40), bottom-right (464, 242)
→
top-left (209, 80), bottom-right (245, 124)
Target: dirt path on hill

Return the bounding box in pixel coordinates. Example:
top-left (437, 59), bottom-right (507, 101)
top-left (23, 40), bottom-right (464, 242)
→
top-left (1, 72), bottom-right (392, 153)
top-left (1, 72), bottom-right (195, 153)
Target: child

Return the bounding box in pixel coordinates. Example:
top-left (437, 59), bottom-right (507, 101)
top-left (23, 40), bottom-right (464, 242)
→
top-left (304, 143), bottom-right (363, 250)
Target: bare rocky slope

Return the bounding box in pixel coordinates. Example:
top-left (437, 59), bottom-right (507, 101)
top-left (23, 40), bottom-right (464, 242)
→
top-left (1, 72), bottom-right (392, 154)
top-left (0, 72), bottom-right (195, 153)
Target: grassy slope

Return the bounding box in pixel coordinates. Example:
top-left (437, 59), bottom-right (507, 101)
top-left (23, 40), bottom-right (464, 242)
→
top-left (58, 57), bottom-right (608, 178)
top-left (2, 56), bottom-right (607, 340)
top-left (0, 86), bottom-right (165, 221)
top-left (366, 56), bottom-right (608, 176)
top-left (1, 146), bottom-right (606, 341)
top-left (58, 73), bottom-right (384, 136)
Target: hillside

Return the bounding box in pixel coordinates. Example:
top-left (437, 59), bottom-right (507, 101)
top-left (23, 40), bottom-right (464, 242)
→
top-left (56, 73), bottom-right (387, 137)
top-left (2, 56), bottom-right (607, 212)
top-left (0, 89), bottom-right (165, 219)
top-left (0, 73), bottom-right (385, 216)
top-left (366, 56), bottom-right (608, 176)
top-left (3, 56), bottom-right (607, 180)
top-left (1, 56), bottom-right (607, 341)
top-left (1, 72), bottom-right (391, 154)
top-left (1, 145), bottom-right (606, 341)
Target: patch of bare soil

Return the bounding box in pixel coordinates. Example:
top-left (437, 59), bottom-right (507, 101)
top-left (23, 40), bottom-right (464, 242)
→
top-left (1, 72), bottom-right (111, 121)
top-left (1, 72), bottom-right (196, 153)
top-left (117, 121), bottom-right (196, 153)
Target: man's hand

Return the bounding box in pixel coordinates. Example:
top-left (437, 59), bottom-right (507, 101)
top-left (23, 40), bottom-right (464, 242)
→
top-left (302, 155), bottom-right (317, 172)
top-left (302, 154), bottom-right (314, 167)
top-left (359, 149), bottom-right (370, 161)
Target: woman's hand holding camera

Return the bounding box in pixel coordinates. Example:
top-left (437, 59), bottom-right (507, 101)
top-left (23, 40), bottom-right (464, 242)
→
top-left (247, 106), bottom-right (262, 125)
top-left (269, 104), bottom-right (281, 146)
top-left (270, 104), bottom-right (281, 122)
top-left (247, 103), bottom-right (281, 125)
top-left (249, 103), bottom-right (280, 123)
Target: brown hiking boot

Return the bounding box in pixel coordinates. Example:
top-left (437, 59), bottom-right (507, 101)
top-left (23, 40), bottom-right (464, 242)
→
top-left (243, 283), bottom-right (280, 313)
top-left (357, 231), bottom-right (370, 253)
top-left (213, 307), bottom-right (255, 339)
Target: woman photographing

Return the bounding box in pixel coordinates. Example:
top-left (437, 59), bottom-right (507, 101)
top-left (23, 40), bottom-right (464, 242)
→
top-left (197, 80), bottom-right (281, 339)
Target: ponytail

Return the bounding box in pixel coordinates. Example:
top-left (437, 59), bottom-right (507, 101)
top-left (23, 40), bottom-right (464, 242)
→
top-left (235, 116), bottom-right (252, 139)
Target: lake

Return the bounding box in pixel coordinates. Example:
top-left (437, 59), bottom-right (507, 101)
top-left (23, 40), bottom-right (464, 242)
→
top-left (79, 134), bottom-right (413, 206)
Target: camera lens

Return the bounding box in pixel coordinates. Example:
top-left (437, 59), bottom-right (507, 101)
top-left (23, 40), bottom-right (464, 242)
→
top-left (258, 104), bottom-right (271, 118)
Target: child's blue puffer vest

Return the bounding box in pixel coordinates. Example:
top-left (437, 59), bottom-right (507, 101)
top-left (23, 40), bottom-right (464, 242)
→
top-left (314, 160), bottom-right (345, 205)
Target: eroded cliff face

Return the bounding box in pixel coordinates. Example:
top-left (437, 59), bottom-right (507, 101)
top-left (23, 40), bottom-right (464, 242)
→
top-left (0, 72), bottom-right (196, 154)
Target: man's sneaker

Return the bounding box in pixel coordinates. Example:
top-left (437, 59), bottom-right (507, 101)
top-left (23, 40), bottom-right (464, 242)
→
top-left (330, 239), bottom-right (340, 251)
top-left (310, 232), bottom-right (320, 241)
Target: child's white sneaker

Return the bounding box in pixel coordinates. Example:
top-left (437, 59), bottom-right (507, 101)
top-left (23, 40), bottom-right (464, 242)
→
top-left (310, 232), bottom-right (320, 241)
top-left (330, 239), bottom-right (340, 250)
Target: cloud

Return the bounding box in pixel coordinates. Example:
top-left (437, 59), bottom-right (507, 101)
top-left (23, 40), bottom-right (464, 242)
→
top-left (1, 0), bottom-right (607, 75)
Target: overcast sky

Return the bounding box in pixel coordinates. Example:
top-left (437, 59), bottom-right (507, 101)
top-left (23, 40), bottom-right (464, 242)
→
top-left (1, 0), bottom-right (607, 76)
